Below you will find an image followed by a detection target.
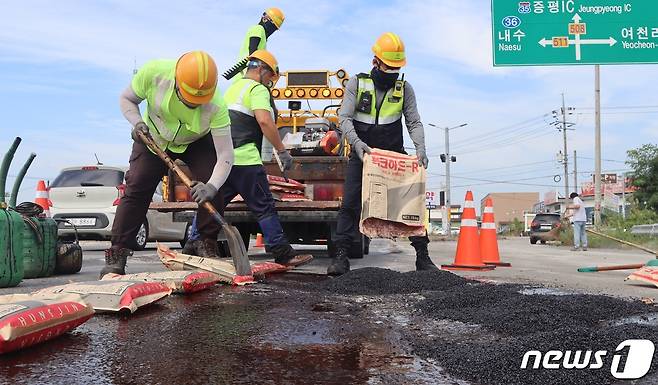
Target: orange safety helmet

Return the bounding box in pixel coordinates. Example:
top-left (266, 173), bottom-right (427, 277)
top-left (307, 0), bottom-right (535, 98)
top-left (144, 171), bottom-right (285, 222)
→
top-left (372, 32), bottom-right (407, 68)
top-left (175, 51), bottom-right (218, 105)
top-left (264, 7), bottom-right (285, 29)
top-left (248, 49), bottom-right (279, 75)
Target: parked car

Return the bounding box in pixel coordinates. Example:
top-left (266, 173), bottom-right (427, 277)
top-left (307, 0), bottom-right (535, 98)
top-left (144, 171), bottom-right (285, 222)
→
top-left (50, 165), bottom-right (189, 250)
top-left (529, 213), bottom-right (562, 245)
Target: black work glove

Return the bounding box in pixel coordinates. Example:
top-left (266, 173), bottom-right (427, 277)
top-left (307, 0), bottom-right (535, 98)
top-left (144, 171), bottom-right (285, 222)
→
top-left (353, 141), bottom-right (372, 161)
top-left (190, 182), bottom-right (218, 204)
top-left (416, 148), bottom-right (429, 169)
top-left (277, 149), bottom-right (293, 171)
top-left (131, 122), bottom-right (149, 143)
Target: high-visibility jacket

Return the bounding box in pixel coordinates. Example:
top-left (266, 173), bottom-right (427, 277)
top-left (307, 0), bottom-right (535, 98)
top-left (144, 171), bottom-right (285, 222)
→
top-left (224, 78), bottom-right (274, 165)
top-left (239, 24), bottom-right (267, 59)
top-left (131, 59), bottom-right (229, 153)
top-left (353, 73), bottom-right (405, 153)
top-left (234, 24), bottom-right (267, 82)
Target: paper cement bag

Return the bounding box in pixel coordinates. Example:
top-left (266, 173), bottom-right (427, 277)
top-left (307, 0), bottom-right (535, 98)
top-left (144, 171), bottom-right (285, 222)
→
top-left (101, 271), bottom-right (222, 294)
top-left (626, 266), bottom-right (658, 287)
top-left (359, 149), bottom-right (426, 238)
top-left (34, 281), bottom-right (172, 313)
top-left (0, 293), bottom-right (94, 354)
top-left (157, 244), bottom-right (290, 286)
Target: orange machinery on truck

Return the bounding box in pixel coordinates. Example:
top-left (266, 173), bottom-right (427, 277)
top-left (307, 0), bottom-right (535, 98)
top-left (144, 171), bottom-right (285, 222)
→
top-left (152, 69), bottom-right (369, 258)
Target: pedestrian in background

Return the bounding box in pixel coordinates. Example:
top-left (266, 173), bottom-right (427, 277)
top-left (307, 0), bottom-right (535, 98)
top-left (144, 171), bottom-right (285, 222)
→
top-left (566, 192), bottom-right (588, 251)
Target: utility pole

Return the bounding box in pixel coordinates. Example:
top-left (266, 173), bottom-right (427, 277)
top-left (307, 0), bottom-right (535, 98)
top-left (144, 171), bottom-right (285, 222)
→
top-left (573, 150), bottom-right (578, 194)
top-left (621, 172), bottom-right (626, 219)
top-left (429, 123), bottom-right (467, 236)
top-left (444, 126), bottom-right (451, 236)
top-left (551, 96), bottom-right (575, 206)
top-left (594, 65), bottom-right (602, 227)
top-left (561, 94), bottom-right (569, 200)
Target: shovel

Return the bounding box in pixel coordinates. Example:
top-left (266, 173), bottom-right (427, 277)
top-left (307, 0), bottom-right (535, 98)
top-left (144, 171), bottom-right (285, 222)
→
top-left (136, 130), bottom-right (252, 279)
top-left (272, 150), bottom-right (289, 182)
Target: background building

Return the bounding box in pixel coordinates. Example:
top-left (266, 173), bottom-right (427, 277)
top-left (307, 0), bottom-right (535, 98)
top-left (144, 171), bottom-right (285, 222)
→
top-left (480, 192), bottom-right (540, 227)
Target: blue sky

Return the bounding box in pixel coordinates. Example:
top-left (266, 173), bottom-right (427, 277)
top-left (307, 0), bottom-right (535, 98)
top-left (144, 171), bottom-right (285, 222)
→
top-left (1, 0), bottom-right (657, 207)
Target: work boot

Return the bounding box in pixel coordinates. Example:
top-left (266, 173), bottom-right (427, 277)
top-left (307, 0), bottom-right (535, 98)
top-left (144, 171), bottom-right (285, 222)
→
top-left (271, 244), bottom-right (314, 267)
top-left (196, 238), bottom-right (219, 258)
top-left (180, 239), bottom-right (197, 255)
top-left (99, 247), bottom-right (132, 278)
top-left (327, 248), bottom-right (350, 276)
top-left (415, 246), bottom-right (439, 271)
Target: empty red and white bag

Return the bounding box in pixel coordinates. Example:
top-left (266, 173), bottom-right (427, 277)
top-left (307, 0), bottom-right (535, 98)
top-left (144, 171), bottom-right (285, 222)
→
top-left (34, 280), bottom-right (171, 313)
top-left (157, 244), bottom-right (290, 285)
top-left (102, 271), bottom-right (221, 294)
top-left (0, 293), bottom-right (94, 354)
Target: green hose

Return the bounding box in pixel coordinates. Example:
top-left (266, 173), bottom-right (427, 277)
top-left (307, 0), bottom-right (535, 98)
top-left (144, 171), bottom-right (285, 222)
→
top-left (9, 152), bottom-right (37, 207)
top-left (0, 137), bottom-right (22, 204)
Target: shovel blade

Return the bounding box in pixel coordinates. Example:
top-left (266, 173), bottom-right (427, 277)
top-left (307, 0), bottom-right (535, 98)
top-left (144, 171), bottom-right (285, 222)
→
top-left (223, 225), bottom-right (251, 276)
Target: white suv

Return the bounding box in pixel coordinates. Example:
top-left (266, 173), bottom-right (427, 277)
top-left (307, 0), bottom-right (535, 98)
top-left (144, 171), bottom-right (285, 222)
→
top-left (50, 165), bottom-right (189, 250)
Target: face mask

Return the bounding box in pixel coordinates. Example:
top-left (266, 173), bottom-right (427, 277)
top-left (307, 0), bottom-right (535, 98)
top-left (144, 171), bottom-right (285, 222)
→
top-left (370, 67), bottom-right (399, 90)
top-left (260, 20), bottom-right (278, 37)
top-left (382, 68), bottom-right (400, 74)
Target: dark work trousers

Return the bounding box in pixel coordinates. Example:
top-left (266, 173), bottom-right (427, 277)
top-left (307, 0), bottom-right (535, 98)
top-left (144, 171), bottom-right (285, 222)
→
top-left (188, 165), bottom-right (289, 247)
top-left (334, 154), bottom-right (429, 252)
top-left (111, 134), bottom-right (224, 249)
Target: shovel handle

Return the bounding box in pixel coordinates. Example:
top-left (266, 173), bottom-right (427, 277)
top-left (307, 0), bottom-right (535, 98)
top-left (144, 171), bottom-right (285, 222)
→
top-left (272, 150), bottom-right (289, 182)
top-left (578, 263), bottom-right (645, 272)
top-left (136, 130), bottom-right (226, 225)
top-left (586, 228), bottom-right (658, 256)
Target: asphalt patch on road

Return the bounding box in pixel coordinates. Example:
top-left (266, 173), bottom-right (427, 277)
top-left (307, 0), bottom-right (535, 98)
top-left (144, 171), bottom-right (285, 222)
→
top-left (321, 267), bottom-right (469, 295)
top-left (418, 282), bottom-right (653, 335)
top-left (411, 282), bottom-right (658, 385)
top-left (307, 267), bottom-right (658, 385)
top-left (414, 325), bottom-right (658, 385)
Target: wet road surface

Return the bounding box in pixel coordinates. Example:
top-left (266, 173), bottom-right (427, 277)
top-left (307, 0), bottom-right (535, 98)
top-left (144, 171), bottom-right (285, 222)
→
top-left (2, 269), bottom-right (658, 385)
top-left (0, 273), bottom-right (456, 385)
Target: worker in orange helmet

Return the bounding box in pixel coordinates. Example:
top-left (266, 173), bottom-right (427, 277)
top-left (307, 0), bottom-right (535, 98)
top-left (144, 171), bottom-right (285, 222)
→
top-left (104, 51), bottom-right (234, 278)
top-left (239, 7), bottom-right (285, 61)
top-left (183, 50), bottom-right (312, 268)
top-left (328, 33), bottom-right (437, 275)
top-left (235, 7), bottom-right (286, 161)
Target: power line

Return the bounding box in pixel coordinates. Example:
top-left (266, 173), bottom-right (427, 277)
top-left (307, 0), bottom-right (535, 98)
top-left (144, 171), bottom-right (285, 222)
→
top-left (576, 156), bottom-right (626, 164)
top-left (455, 159), bottom-right (556, 175)
top-left (576, 111), bottom-right (658, 116)
top-left (455, 130), bottom-right (555, 155)
top-left (575, 105), bottom-right (658, 110)
top-left (439, 168), bottom-right (632, 188)
top-left (453, 114), bottom-right (549, 144)
top-left (428, 114), bottom-right (549, 153)
top-left (450, 120), bottom-right (550, 152)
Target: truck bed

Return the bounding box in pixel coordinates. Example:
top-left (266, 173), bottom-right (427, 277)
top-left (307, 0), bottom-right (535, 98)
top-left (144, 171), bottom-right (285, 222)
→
top-left (150, 201), bottom-right (341, 212)
top-left (150, 201), bottom-right (341, 223)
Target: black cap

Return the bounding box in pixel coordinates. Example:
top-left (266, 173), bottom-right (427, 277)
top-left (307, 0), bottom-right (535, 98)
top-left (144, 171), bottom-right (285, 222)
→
top-left (569, 192), bottom-right (579, 199)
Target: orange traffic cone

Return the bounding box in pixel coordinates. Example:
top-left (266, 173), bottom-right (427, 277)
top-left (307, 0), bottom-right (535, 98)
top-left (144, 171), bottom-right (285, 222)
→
top-left (442, 191), bottom-right (495, 271)
top-left (480, 198), bottom-right (511, 267)
top-left (34, 180), bottom-right (51, 217)
top-left (254, 233), bottom-right (265, 248)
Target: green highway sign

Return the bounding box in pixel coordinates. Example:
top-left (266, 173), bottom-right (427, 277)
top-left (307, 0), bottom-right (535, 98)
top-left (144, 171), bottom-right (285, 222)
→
top-left (492, 0), bottom-right (658, 66)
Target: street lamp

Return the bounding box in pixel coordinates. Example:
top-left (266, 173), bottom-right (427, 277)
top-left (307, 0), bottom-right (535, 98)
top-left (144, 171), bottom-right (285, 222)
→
top-left (428, 123), bottom-right (468, 236)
